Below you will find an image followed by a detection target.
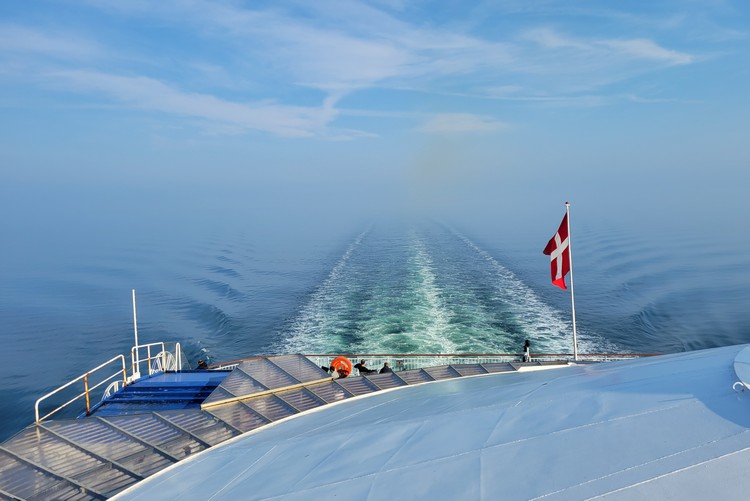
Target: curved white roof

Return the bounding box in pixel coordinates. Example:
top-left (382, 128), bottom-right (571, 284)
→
top-left (117, 345), bottom-right (750, 500)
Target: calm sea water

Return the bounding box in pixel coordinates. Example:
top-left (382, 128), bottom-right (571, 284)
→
top-left (1, 189), bottom-right (748, 441)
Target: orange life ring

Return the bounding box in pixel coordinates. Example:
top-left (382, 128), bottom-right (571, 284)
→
top-left (330, 356), bottom-right (352, 377)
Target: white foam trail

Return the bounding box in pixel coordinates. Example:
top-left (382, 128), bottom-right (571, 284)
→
top-left (278, 227), bottom-right (371, 354)
top-left (361, 230), bottom-right (457, 353)
top-left (449, 228), bottom-right (619, 354)
top-left (411, 235), bottom-right (457, 352)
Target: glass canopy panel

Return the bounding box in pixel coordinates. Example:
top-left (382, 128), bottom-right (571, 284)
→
top-left (207, 402), bottom-right (270, 433)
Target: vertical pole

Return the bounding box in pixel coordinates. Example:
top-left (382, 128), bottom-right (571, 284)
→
top-left (132, 289), bottom-right (139, 374)
top-left (566, 202), bottom-right (579, 361)
top-left (84, 373), bottom-right (91, 416)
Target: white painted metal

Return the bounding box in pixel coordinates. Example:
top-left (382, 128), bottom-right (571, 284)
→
top-left (35, 354), bottom-right (127, 423)
top-left (115, 345), bottom-right (750, 501)
top-left (132, 289), bottom-right (139, 376)
top-left (566, 201), bottom-right (579, 361)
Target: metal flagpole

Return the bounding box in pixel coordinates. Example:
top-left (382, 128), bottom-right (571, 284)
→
top-left (132, 289), bottom-right (140, 374)
top-left (565, 202), bottom-right (579, 361)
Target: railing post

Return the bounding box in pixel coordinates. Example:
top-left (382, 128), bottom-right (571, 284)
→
top-left (176, 343), bottom-right (182, 371)
top-left (84, 374), bottom-right (91, 416)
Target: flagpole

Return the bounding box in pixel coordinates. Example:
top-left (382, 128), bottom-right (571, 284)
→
top-left (565, 202), bottom-right (579, 361)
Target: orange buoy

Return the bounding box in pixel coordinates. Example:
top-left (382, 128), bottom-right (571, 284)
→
top-left (330, 356), bottom-right (352, 378)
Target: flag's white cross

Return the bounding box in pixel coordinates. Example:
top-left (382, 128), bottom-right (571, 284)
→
top-left (549, 234), bottom-right (569, 280)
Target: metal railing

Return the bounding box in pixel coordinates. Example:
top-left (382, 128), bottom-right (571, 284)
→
top-left (131, 342), bottom-right (182, 377)
top-left (34, 341), bottom-right (184, 422)
top-left (211, 353), bottom-right (659, 374)
top-left (35, 354), bottom-right (127, 423)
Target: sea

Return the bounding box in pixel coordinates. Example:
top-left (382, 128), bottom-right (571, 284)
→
top-left (1, 188), bottom-right (749, 441)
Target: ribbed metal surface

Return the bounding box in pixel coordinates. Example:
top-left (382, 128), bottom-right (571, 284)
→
top-left (423, 365), bottom-right (461, 380)
top-left (201, 385), bottom-right (235, 405)
top-left (0, 449), bottom-right (90, 501)
top-left (215, 368), bottom-right (267, 398)
top-left (276, 388), bottom-right (327, 413)
top-left (394, 368), bottom-right (435, 385)
top-left (43, 420), bottom-right (144, 463)
top-left (102, 414), bottom-right (181, 447)
top-left (481, 362), bottom-right (516, 373)
top-left (307, 381), bottom-right (354, 403)
top-left (159, 410), bottom-right (238, 446)
top-left (269, 355), bottom-right (330, 382)
top-left (450, 364), bottom-right (489, 377)
top-left (237, 358), bottom-right (300, 389)
top-left (206, 402), bottom-right (270, 433)
top-left (335, 376), bottom-right (380, 396)
top-left (3, 428), bottom-right (138, 495)
top-left (364, 373), bottom-right (408, 390)
top-left (102, 414), bottom-right (203, 460)
top-left (243, 395), bottom-right (298, 421)
top-left (42, 420), bottom-right (168, 478)
top-left (69, 464), bottom-right (133, 496)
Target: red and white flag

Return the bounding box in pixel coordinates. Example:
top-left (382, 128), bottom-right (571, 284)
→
top-left (543, 213), bottom-right (570, 290)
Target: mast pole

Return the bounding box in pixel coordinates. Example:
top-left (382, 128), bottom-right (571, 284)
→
top-left (132, 289), bottom-right (140, 373)
top-left (566, 202), bottom-right (579, 361)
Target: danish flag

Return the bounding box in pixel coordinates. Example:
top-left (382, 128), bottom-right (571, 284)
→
top-left (543, 213), bottom-right (570, 290)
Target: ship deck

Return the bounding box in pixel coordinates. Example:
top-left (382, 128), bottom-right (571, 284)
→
top-left (116, 344), bottom-right (750, 500)
top-left (0, 355), bottom-right (562, 500)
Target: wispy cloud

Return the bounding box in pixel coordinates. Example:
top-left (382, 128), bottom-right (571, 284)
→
top-left (52, 70), bottom-right (339, 137)
top-left (599, 38), bottom-right (694, 65)
top-left (0, 23), bottom-right (102, 60)
top-left (522, 27), bottom-right (694, 66)
top-left (0, 1), bottom-right (716, 138)
top-left (421, 113), bottom-right (508, 134)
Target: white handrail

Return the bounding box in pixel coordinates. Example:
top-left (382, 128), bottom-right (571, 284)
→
top-left (35, 354), bottom-right (127, 423)
top-left (131, 342), bottom-right (166, 377)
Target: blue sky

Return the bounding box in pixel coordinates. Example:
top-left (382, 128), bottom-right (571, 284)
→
top-left (1, 0), bottom-right (749, 230)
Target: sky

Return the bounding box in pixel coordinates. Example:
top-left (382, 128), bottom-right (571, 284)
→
top-left (1, 0), bottom-right (749, 231)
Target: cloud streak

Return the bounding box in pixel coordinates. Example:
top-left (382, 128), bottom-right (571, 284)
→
top-left (53, 70), bottom-right (339, 137)
top-left (0, 1), bottom-right (715, 138)
top-left (421, 114), bottom-right (508, 134)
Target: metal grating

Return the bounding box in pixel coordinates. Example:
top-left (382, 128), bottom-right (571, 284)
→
top-left (450, 364), bottom-right (489, 377)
